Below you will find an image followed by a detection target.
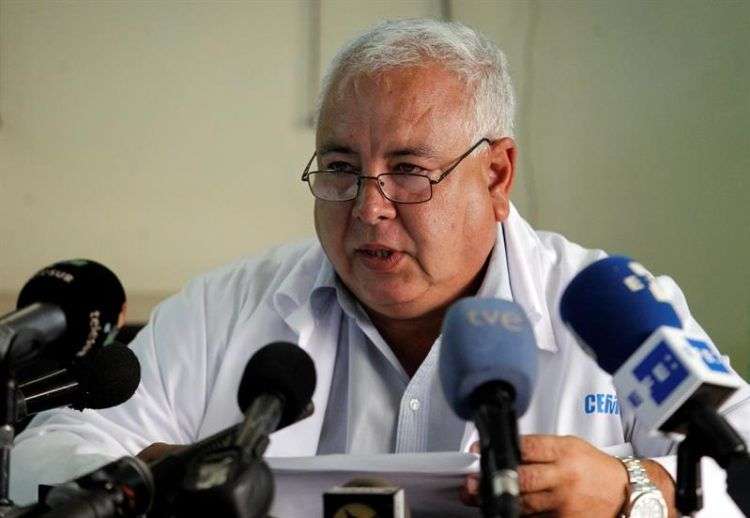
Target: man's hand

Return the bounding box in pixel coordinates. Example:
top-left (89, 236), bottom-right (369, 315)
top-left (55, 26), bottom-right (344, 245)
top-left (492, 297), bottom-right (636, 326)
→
top-left (136, 442), bottom-right (187, 463)
top-left (461, 435), bottom-right (677, 517)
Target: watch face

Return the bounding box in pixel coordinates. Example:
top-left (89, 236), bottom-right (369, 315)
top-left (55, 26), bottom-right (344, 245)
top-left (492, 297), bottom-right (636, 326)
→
top-left (631, 494), bottom-right (668, 518)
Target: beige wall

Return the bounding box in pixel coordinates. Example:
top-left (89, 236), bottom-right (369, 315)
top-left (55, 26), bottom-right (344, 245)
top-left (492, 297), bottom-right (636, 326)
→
top-left (1, 1), bottom-right (748, 373)
top-left (463, 1), bottom-right (750, 375)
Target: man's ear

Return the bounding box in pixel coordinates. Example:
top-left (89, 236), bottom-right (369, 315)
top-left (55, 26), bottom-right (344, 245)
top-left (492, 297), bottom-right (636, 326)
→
top-left (486, 137), bottom-right (516, 222)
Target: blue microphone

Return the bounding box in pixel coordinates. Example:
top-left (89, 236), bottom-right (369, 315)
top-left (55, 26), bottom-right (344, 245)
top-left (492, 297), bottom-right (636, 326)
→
top-left (560, 255), bottom-right (741, 434)
top-left (560, 256), bottom-right (749, 516)
top-left (559, 255), bottom-right (682, 375)
top-left (440, 298), bottom-right (538, 518)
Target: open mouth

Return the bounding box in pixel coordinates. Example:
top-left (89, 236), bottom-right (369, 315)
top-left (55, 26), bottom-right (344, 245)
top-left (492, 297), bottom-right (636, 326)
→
top-left (355, 246), bottom-right (402, 270)
top-left (359, 249), bottom-right (394, 259)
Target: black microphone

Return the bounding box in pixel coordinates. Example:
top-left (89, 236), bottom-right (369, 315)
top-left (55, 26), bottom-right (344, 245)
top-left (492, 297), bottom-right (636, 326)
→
top-left (0, 260), bottom-right (126, 508)
top-left (15, 343), bottom-right (141, 422)
top-left (40, 456), bottom-right (153, 518)
top-left (14, 344), bottom-right (315, 518)
top-left (147, 343), bottom-right (316, 518)
top-left (0, 458), bottom-right (153, 518)
top-left (178, 342), bottom-right (317, 518)
top-left (234, 341), bottom-right (317, 455)
top-left (0, 260), bottom-right (126, 367)
top-left (6, 423), bottom-right (245, 518)
top-left (146, 424), bottom-right (241, 518)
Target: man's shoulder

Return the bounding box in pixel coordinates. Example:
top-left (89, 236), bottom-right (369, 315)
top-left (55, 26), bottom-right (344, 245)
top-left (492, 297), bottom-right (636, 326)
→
top-left (154, 239), bottom-right (324, 325)
top-left (534, 229), bottom-right (607, 272)
top-left (187, 238), bottom-right (323, 299)
top-left (532, 230), bottom-right (611, 309)
top-left (197, 239), bottom-right (319, 282)
top-left (504, 205), bottom-right (608, 281)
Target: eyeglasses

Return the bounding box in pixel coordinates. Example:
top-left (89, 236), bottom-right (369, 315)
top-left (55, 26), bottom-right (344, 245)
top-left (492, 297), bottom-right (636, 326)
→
top-left (300, 138), bottom-right (490, 204)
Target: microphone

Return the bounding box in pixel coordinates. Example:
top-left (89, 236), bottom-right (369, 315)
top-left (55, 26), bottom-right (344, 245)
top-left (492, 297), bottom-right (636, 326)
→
top-left (40, 456), bottom-right (153, 518)
top-left (0, 260), bottom-right (126, 367)
top-left (324, 478), bottom-right (409, 518)
top-left (178, 342), bottom-right (317, 518)
top-left (440, 298), bottom-right (538, 518)
top-left (559, 256), bottom-right (742, 434)
top-left (147, 342), bottom-right (316, 518)
top-left (15, 343), bottom-right (141, 422)
top-left (560, 255), bottom-right (749, 514)
top-left (0, 260), bottom-right (126, 508)
top-left (146, 425), bottom-right (241, 518)
top-left (234, 341), bottom-right (317, 453)
top-left (28, 344), bottom-right (316, 518)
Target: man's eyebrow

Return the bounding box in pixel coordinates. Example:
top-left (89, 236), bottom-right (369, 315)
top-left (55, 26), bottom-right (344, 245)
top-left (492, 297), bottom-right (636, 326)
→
top-left (318, 144), bottom-right (440, 159)
top-left (386, 146), bottom-right (440, 159)
top-left (318, 143), bottom-right (354, 155)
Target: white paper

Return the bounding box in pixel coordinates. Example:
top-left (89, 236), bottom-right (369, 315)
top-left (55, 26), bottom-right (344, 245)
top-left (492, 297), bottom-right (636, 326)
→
top-left (269, 452), bottom-right (479, 517)
top-left (267, 445), bottom-right (634, 518)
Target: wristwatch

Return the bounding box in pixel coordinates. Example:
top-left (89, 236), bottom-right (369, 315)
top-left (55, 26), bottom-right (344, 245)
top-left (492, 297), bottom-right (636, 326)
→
top-left (619, 457), bottom-right (669, 518)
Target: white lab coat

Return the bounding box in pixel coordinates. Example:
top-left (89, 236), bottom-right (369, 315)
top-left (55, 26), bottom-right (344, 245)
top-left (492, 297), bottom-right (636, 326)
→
top-left (11, 205), bottom-right (750, 514)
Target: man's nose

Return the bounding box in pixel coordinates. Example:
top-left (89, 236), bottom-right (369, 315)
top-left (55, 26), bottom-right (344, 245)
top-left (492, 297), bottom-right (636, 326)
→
top-left (351, 176), bottom-right (397, 223)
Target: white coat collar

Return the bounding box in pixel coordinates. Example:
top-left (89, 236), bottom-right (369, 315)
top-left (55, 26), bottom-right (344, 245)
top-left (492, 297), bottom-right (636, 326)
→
top-left (267, 245), bottom-right (338, 457)
top-left (502, 203), bottom-right (559, 352)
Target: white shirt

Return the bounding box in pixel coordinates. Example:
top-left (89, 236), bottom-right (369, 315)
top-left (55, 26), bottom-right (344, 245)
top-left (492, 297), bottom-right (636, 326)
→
top-left (11, 205), bottom-right (750, 515)
top-left (316, 227), bottom-right (513, 455)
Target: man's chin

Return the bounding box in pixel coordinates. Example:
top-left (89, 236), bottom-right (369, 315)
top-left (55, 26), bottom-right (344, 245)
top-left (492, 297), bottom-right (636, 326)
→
top-left (356, 286), bottom-right (438, 320)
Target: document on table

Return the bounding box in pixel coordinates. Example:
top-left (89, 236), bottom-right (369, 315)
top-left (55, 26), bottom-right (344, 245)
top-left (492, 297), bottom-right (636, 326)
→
top-left (267, 444), bottom-right (634, 518)
top-left (269, 451), bottom-right (478, 517)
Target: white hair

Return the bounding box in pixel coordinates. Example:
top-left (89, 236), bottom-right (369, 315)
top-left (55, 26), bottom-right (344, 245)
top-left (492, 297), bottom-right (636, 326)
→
top-left (316, 18), bottom-right (516, 140)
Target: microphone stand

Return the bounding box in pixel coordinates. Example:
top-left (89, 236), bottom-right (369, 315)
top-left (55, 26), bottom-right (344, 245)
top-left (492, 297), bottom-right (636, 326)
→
top-left (178, 451), bottom-right (274, 518)
top-left (177, 394), bottom-right (283, 518)
top-left (675, 405), bottom-right (750, 516)
top-left (472, 383), bottom-right (521, 518)
top-left (0, 328), bottom-right (20, 516)
top-left (676, 435), bottom-right (703, 515)
top-left (0, 456), bottom-right (153, 518)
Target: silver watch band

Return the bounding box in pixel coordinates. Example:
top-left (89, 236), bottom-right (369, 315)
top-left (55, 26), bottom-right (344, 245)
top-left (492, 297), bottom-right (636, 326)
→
top-left (618, 456), bottom-right (668, 518)
top-left (621, 457), bottom-right (655, 491)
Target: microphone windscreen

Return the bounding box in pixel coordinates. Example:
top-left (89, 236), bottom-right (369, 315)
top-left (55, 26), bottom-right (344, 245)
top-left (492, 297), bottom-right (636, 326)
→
top-left (560, 255), bottom-right (682, 374)
top-left (237, 342), bottom-right (316, 429)
top-left (17, 259), bottom-right (126, 361)
top-left (440, 298), bottom-right (538, 420)
top-left (75, 343), bottom-right (141, 409)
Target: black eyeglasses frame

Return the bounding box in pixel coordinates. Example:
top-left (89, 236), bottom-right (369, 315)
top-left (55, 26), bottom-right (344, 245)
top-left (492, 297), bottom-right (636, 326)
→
top-left (300, 138), bottom-right (491, 204)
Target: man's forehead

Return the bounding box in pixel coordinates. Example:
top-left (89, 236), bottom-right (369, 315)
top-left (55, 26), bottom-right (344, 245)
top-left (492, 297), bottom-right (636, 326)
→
top-left (317, 65), bottom-right (472, 154)
top-left (338, 65), bottom-right (466, 105)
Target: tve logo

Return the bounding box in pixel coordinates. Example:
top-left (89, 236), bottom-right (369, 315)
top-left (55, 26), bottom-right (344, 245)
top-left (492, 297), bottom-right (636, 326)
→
top-left (466, 309), bottom-right (524, 332)
top-left (631, 341), bottom-right (689, 404)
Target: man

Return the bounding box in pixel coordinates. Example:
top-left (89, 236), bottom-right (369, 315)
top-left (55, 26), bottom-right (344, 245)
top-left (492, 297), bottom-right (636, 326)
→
top-left (12, 19), bottom-right (750, 516)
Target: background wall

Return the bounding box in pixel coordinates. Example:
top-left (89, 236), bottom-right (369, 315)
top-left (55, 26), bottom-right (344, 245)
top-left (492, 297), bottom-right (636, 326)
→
top-left (1, 0), bottom-right (748, 374)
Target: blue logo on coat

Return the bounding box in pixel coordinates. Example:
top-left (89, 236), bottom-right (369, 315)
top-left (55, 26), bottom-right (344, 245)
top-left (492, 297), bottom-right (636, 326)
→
top-left (584, 393), bottom-right (620, 415)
